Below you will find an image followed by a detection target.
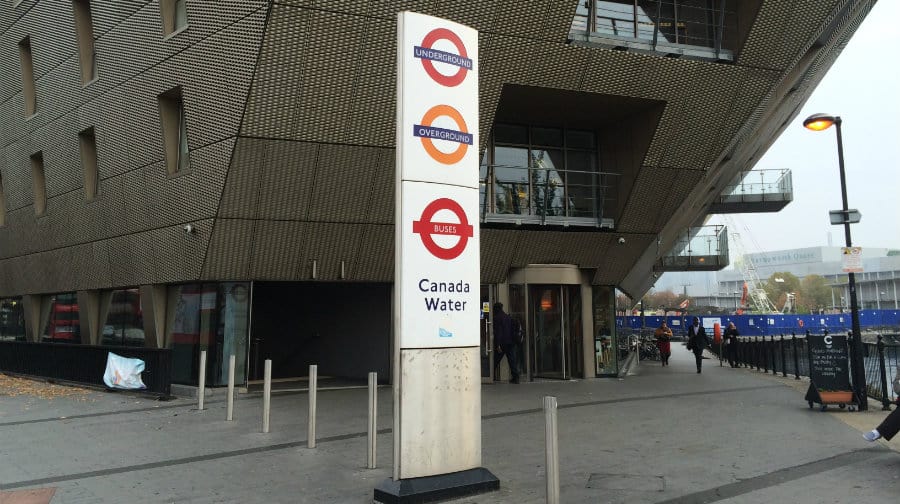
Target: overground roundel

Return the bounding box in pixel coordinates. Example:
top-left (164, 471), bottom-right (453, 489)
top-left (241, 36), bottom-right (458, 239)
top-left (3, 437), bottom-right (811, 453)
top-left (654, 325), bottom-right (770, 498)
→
top-left (411, 198), bottom-right (473, 260)
top-left (413, 104), bottom-right (472, 165)
top-left (414, 27), bottom-right (472, 87)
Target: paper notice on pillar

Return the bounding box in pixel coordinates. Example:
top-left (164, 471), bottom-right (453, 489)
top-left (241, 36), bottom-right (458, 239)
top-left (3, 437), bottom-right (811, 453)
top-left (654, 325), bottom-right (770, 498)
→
top-left (841, 246), bottom-right (863, 273)
top-left (398, 182), bottom-right (479, 348)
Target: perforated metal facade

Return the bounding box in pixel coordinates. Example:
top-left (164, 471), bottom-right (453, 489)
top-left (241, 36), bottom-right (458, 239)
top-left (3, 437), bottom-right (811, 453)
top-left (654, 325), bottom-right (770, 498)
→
top-left (0, 0), bottom-right (875, 299)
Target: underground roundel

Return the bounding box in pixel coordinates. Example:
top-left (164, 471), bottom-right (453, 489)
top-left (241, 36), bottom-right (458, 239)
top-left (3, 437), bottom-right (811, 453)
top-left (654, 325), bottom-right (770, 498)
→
top-left (412, 198), bottom-right (474, 260)
top-left (414, 27), bottom-right (472, 87)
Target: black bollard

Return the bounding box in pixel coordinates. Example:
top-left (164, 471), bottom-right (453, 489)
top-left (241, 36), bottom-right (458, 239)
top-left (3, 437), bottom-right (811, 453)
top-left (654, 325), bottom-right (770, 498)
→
top-left (792, 332), bottom-right (800, 380)
top-left (770, 335), bottom-right (777, 374)
top-left (877, 335), bottom-right (891, 411)
top-left (762, 336), bottom-right (768, 373)
top-left (780, 334), bottom-right (787, 378)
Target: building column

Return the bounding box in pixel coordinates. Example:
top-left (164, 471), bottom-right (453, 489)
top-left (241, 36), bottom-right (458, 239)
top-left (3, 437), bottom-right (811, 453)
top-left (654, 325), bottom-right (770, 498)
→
top-left (140, 285), bottom-right (168, 348)
top-left (22, 295), bottom-right (50, 343)
top-left (581, 276), bottom-right (595, 378)
top-left (76, 290), bottom-right (106, 345)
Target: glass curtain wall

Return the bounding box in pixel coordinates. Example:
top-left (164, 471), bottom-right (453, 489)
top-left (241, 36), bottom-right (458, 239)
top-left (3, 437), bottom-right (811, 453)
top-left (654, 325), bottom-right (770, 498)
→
top-left (102, 288), bottom-right (145, 346)
top-left (593, 286), bottom-right (618, 375)
top-left (0, 297), bottom-right (25, 341)
top-left (480, 124), bottom-right (610, 225)
top-left (42, 293), bottom-right (81, 343)
top-left (169, 282), bottom-right (250, 386)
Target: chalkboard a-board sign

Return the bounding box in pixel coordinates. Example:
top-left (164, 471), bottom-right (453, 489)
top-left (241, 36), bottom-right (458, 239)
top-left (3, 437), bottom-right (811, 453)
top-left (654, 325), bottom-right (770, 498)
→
top-left (804, 335), bottom-right (856, 411)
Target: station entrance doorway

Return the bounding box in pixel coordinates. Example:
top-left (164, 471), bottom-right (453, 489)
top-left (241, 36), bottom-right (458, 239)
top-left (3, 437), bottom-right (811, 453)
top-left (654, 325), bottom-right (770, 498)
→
top-left (506, 265), bottom-right (587, 381)
top-left (528, 284), bottom-right (582, 380)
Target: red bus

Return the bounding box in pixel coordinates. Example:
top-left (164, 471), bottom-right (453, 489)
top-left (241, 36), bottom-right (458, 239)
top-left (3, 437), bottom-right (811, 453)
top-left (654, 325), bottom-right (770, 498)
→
top-left (45, 293), bottom-right (80, 342)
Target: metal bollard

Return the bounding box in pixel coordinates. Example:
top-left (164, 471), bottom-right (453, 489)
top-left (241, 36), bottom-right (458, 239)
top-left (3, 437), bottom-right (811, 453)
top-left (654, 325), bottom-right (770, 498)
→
top-left (792, 332), bottom-right (800, 379)
top-left (367, 372), bottom-right (377, 469)
top-left (544, 396), bottom-right (560, 504)
top-left (262, 359), bottom-right (272, 433)
top-left (877, 335), bottom-right (891, 411)
top-left (770, 335), bottom-right (777, 374)
top-left (780, 335), bottom-right (787, 378)
top-left (226, 354), bottom-right (236, 421)
top-left (198, 350), bottom-right (207, 411)
top-left (308, 364), bottom-right (317, 448)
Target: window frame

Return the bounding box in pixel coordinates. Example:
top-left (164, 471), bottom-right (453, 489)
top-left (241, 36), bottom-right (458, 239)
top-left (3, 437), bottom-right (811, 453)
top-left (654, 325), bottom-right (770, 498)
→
top-left (30, 152), bottom-right (47, 216)
top-left (78, 127), bottom-right (99, 200)
top-left (72, 0), bottom-right (99, 85)
top-left (18, 36), bottom-right (37, 117)
top-left (157, 87), bottom-right (191, 176)
top-left (160, 0), bottom-right (189, 38)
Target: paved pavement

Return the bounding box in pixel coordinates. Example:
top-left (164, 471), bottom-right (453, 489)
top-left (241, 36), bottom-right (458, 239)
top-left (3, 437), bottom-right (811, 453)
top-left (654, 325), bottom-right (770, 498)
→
top-left (2, 345), bottom-right (900, 503)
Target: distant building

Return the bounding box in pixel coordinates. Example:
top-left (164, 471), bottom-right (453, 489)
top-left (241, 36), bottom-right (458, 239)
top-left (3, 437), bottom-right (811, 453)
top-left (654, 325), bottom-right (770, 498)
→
top-left (717, 247), bottom-right (900, 310)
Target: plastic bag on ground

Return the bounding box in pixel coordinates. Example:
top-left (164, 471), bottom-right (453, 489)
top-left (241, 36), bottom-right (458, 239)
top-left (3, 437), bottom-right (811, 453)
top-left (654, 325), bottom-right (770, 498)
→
top-left (103, 352), bottom-right (147, 390)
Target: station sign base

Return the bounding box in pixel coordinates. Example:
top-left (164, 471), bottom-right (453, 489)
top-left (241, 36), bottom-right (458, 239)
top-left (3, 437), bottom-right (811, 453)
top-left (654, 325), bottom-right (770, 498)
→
top-left (374, 468), bottom-right (499, 504)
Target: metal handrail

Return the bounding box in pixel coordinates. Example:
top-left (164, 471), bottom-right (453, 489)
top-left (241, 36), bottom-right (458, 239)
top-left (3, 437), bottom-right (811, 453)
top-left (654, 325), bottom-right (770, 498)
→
top-left (480, 163), bottom-right (619, 226)
top-left (571, 0), bottom-right (735, 54)
top-left (719, 169), bottom-right (793, 201)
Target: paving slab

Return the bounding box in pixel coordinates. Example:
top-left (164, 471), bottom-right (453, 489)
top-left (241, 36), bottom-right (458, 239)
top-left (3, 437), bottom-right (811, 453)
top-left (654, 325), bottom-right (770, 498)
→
top-left (2, 345), bottom-right (898, 503)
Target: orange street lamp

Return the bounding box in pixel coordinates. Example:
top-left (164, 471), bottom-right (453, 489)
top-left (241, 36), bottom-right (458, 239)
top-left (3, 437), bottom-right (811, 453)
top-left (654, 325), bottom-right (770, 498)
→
top-left (802, 112), bottom-right (867, 411)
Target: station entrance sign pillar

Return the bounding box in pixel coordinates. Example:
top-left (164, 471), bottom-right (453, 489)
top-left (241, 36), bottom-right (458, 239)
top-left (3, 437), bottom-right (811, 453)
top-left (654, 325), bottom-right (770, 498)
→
top-left (374, 11), bottom-right (499, 504)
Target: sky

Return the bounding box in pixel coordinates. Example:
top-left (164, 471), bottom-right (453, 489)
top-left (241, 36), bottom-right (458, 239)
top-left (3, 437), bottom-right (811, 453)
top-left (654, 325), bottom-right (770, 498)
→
top-left (707, 0), bottom-right (900, 254)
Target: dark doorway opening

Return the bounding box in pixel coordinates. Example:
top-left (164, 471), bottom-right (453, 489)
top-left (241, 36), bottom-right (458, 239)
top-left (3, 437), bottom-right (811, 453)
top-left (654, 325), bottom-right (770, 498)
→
top-left (249, 282), bottom-right (391, 384)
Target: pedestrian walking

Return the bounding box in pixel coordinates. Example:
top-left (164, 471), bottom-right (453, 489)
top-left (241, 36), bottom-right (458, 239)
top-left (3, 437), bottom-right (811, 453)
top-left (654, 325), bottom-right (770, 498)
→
top-left (492, 302), bottom-right (520, 384)
top-left (655, 321), bottom-right (673, 366)
top-left (724, 322), bottom-right (739, 368)
top-left (864, 366), bottom-right (900, 442)
top-left (686, 317), bottom-right (708, 374)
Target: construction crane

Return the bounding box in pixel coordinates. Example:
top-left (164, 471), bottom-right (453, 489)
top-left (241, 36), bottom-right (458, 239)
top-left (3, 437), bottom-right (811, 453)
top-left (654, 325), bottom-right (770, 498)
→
top-left (722, 216), bottom-right (778, 313)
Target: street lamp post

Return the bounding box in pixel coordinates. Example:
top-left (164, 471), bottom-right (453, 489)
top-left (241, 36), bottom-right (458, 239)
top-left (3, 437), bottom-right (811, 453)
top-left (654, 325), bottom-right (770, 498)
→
top-left (803, 113), bottom-right (867, 411)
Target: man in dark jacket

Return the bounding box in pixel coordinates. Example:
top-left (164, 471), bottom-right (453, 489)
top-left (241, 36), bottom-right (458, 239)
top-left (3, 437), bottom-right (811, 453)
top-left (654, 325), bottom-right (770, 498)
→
top-left (687, 317), bottom-right (708, 373)
top-left (493, 302), bottom-right (520, 384)
top-left (724, 322), bottom-right (739, 368)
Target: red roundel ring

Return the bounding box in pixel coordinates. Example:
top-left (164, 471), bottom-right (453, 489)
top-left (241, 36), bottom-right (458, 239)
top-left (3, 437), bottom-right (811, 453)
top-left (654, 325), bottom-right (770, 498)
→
top-left (412, 198), bottom-right (474, 260)
top-left (420, 28), bottom-right (468, 87)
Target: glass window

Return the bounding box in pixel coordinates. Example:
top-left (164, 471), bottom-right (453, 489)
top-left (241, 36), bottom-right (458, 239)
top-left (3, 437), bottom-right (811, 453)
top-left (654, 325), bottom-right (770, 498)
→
top-left (79, 127), bottom-right (99, 200)
top-left (43, 293), bottom-right (81, 343)
top-left (493, 147), bottom-right (530, 215)
top-left (566, 151), bottom-right (599, 218)
top-left (102, 288), bottom-right (144, 346)
top-left (158, 87), bottom-right (190, 175)
top-left (19, 36), bottom-right (36, 116)
top-left (483, 124), bottom-right (612, 224)
top-left (0, 298), bottom-right (25, 341)
top-left (593, 286), bottom-right (618, 375)
top-left (531, 127), bottom-right (563, 147)
top-left (566, 129), bottom-right (595, 149)
top-left (493, 124), bottom-right (527, 145)
top-left (531, 149), bottom-right (565, 217)
top-left (168, 283), bottom-right (250, 385)
top-left (31, 152), bottom-right (46, 216)
top-left (0, 174), bottom-right (7, 226)
top-left (72, 0), bottom-right (98, 84)
top-left (160, 0), bottom-right (188, 36)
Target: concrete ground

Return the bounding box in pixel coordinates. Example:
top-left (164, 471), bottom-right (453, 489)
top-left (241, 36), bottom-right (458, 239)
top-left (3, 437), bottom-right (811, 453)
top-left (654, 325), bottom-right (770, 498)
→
top-left (2, 345), bottom-right (899, 503)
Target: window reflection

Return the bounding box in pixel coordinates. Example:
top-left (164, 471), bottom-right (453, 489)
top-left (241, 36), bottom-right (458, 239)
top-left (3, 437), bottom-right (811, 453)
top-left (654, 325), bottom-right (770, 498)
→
top-left (0, 298), bottom-right (25, 341)
top-left (102, 288), bottom-right (144, 346)
top-left (481, 124), bottom-right (614, 226)
top-left (43, 293), bottom-right (81, 343)
top-left (168, 282), bottom-right (250, 386)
